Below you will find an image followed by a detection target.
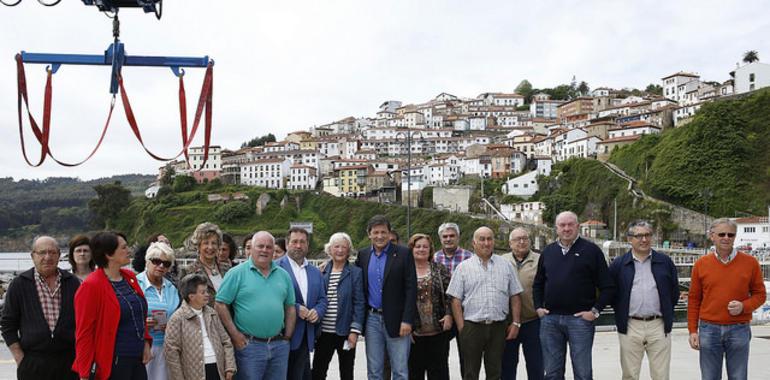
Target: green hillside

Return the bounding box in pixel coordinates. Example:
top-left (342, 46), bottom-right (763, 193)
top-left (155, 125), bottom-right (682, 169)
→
top-left (0, 174), bottom-right (155, 235)
top-left (113, 185), bottom-right (501, 258)
top-left (535, 159), bottom-right (677, 237)
top-left (609, 88), bottom-right (770, 217)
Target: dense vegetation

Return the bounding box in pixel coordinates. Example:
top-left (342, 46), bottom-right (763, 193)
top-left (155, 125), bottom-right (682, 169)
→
top-left (112, 184), bottom-right (502, 258)
top-left (609, 88), bottom-right (770, 217)
top-left (534, 159), bottom-right (678, 238)
top-left (0, 175), bottom-right (154, 236)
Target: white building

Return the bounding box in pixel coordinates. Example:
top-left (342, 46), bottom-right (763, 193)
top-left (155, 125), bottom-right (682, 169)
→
top-left (533, 156), bottom-right (552, 176)
top-left (732, 62), bottom-right (770, 94)
top-left (240, 158), bottom-right (290, 188)
top-left (661, 72), bottom-right (700, 102)
top-left (563, 135), bottom-right (602, 160)
top-left (188, 145), bottom-right (222, 172)
top-left (500, 201), bottom-right (545, 224)
top-left (288, 165), bottom-right (318, 190)
top-left (734, 216), bottom-right (770, 250)
top-left (501, 171), bottom-right (539, 198)
top-left (608, 123), bottom-right (661, 139)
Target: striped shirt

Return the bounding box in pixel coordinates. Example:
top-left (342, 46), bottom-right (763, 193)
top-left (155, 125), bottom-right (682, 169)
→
top-left (321, 271), bottom-right (342, 333)
top-left (34, 270), bottom-right (61, 333)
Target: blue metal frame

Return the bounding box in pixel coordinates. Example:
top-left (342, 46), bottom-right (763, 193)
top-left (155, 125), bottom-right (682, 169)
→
top-left (20, 42), bottom-right (210, 94)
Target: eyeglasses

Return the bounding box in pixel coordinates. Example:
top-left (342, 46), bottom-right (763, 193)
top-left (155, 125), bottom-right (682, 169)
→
top-left (511, 237), bottom-right (529, 242)
top-left (150, 258), bottom-right (173, 268)
top-left (628, 233), bottom-right (652, 240)
top-left (33, 250), bottom-right (60, 257)
top-left (715, 232), bottom-right (736, 238)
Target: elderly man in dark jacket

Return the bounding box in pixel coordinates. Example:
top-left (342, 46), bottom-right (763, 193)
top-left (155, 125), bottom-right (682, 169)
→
top-left (608, 220), bottom-right (679, 380)
top-left (1, 236), bottom-right (80, 380)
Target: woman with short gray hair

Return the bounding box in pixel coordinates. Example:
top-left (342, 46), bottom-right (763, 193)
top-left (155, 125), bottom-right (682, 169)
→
top-left (165, 274), bottom-right (236, 380)
top-left (179, 222), bottom-right (230, 307)
top-left (311, 232), bottom-right (365, 380)
top-left (137, 242), bottom-right (180, 380)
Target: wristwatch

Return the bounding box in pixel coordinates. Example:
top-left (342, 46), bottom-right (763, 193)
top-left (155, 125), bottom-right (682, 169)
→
top-left (591, 307), bottom-right (601, 319)
top-left (511, 321), bottom-right (521, 328)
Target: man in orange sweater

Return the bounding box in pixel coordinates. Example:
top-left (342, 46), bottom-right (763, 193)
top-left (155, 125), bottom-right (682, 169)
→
top-left (687, 218), bottom-right (766, 380)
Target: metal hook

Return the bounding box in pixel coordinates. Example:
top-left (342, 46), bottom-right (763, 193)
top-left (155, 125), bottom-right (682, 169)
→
top-left (46, 64), bottom-right (61, 74)
top-left (170, 66), bottom-right (185, 78)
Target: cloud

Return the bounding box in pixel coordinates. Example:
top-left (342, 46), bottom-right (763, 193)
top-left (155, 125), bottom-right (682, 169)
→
top-left (1, 0), bottom-right (768, 180)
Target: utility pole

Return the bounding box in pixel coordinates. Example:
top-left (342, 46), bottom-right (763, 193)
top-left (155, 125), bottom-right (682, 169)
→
top-left (613, 197), bottom-right (618, 241)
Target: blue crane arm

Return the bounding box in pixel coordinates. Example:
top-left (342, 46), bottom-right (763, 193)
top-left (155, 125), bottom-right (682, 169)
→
top-left (19, 42), bottom-right (210, 93)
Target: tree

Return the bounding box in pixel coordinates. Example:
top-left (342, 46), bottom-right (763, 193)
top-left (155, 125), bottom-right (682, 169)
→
top-left (172, 175), bottom-right (197, 193)
top-left (515, 80), bottom-right (534, 103)
top-left (160, 165), bottom-right (175, 187)
top-left (241, 133), bottom-right (277, 148)
top-left (577, 81), bottom-right (590, 96)
top-left (645, 84), bottom-right (663, 96)
top-left (88, 181), bottom-right (131, 229)
top-left (743, 50), bottom-right (759, 64)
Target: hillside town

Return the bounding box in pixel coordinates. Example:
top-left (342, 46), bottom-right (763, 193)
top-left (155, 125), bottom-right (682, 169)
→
top-left (157, 61), bottom-right (770, 249)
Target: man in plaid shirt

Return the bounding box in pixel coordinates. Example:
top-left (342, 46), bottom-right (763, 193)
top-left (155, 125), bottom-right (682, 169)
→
top-left (433, 223), bottom-right (474, 274)
top-left (432, 222), bottom-right (474, 376)
top-left (1, 236), bottom-right (80, 380)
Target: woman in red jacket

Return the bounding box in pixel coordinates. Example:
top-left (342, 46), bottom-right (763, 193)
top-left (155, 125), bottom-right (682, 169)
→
top-left (73, 232), bottom-right (153, 380)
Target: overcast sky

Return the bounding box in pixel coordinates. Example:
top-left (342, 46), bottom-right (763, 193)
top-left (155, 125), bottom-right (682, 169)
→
top-left (1, 0), bottom-right (767, 180)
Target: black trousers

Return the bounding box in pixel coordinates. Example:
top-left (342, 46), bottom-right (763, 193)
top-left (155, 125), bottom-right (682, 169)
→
top-left (205, 363), bottom-right (221, 380)
top-left (108, 356), bottom-right (147, 380)
top-left (409, 331), bottom-right (451, 380)
top-left (288, 338), bottom-right (312, 380)
top-left (459, 321), bottom-right (507, 380)
top-left (311, 332), bottom-right (356, 380)
top-left (17, 352), bottom-right (78, 380)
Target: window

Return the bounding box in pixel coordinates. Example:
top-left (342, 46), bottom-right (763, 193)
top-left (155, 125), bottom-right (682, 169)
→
top-left (744, 227), bottom-right (756, 233)
top-left (749, 73), bottom-right (755, 82)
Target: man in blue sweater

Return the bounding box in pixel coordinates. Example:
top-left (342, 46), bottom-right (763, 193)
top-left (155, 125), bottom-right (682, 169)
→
top-left (533, 211), bottom-right (615, 380)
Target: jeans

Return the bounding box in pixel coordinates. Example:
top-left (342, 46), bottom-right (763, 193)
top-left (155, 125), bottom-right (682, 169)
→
top-left (540, 314), bottom-right (595, 380)
top-left (502, 318), bottom-right (544, 380)
top-left (365, 312), bottom-right (411, 380)
top-left (234, 339), bottom-right (290, 380)
top-left (698, 321), bottom-right (751, 380)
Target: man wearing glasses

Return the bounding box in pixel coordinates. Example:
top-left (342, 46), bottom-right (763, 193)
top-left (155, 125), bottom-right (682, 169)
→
top-left (608, 221), bottom-right (679, 380)
top-left (501, 227), bottom-right (543, 380)
top-left (688, 218), bottom-right (766, 380)
top-left (1, 236), bottom-right (80, 379)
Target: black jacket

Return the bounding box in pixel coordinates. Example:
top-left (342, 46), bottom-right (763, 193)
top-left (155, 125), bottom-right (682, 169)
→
top-left (355, 243), bottom-right (417, 338)
top-left (0, 268), bottom-right (80, 354)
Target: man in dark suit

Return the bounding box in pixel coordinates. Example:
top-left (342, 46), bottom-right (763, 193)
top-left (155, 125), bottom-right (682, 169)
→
top-left (277, 227), bottom-right (328, 380)
top-left (355, 215), bottom-right (417, 380)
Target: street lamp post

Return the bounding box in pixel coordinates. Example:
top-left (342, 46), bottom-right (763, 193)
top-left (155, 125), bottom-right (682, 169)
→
top-left (395, 128), bottom-right (424, 238)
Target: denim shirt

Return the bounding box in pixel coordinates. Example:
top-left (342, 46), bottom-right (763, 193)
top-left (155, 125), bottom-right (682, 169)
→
top-left (136, 271), bottom-right (180, 346)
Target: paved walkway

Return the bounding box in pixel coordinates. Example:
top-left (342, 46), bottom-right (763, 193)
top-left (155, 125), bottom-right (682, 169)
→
top-left (0, 325), bottom-right (768, 379)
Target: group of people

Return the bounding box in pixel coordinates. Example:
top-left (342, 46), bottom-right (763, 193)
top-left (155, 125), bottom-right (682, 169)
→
top-left (0, 211), bottom-right (766, 380)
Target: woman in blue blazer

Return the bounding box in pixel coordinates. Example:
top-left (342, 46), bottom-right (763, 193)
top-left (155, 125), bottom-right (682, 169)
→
top-left (311, 232), bottom-right (365, 380)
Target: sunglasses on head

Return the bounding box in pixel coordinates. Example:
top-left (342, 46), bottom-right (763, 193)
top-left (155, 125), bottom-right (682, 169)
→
top-left (715, 232), bottom-right (736, 238)
top-left (150, 258), bottom-right (172, 268)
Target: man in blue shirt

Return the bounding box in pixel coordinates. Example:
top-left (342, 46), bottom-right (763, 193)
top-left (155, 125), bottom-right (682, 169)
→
top-left (277, 227), bottom-right (327, 380)
top-left (355, 215), bottom-right (416, 380)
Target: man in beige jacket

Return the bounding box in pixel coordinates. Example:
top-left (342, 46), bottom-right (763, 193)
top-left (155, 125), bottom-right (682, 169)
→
top-left (501, 227), bottom-right (543, 380)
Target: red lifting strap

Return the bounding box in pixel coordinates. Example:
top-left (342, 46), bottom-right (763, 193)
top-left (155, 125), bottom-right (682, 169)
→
top-left (15, 53), bottom-right (214, 169)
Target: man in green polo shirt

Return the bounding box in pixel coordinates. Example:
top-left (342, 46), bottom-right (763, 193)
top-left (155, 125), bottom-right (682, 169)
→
top-left (215, 231), bottom-right (297, 380)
